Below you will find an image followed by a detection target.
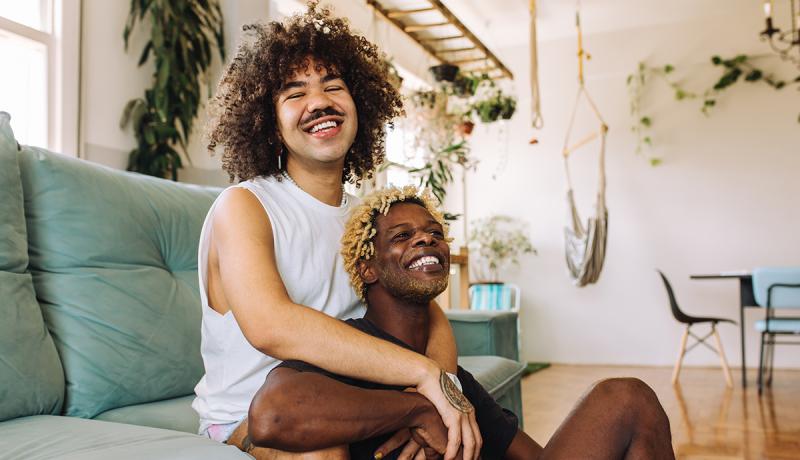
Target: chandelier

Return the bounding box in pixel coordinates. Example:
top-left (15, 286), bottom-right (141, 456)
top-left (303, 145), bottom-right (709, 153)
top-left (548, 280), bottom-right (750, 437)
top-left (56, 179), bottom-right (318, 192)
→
top-left (760, 0), bottom-right (800, 67)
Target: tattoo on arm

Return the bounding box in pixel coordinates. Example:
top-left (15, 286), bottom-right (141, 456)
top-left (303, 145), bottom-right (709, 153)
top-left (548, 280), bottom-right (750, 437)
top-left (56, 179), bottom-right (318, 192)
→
top-left (440, 370), bottom-right (474, 414)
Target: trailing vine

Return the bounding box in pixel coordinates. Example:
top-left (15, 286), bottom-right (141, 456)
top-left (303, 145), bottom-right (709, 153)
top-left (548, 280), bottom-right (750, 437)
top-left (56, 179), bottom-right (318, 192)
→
top-left (627, 54), bottom-right (800, 165)
top-left (120, 0), bottom-right (225, 180)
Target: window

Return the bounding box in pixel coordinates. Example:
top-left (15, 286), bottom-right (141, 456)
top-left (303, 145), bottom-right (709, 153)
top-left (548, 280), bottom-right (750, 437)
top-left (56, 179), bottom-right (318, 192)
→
top-left (380, 65), bottom-right (430, 189)
top-left (0, 0), bottom-right (79, 153)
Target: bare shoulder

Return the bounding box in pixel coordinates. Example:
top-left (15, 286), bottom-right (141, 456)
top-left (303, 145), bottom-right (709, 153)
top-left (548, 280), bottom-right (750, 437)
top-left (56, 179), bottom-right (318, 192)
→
top-left (211, 187), bottom-right (272, 243)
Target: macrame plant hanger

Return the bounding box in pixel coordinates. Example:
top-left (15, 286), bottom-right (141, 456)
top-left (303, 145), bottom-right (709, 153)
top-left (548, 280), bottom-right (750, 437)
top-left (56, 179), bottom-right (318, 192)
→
top-left (562, 6), bottom-right (609, 287)
top-left (529, 0), bottom-right (544, 132)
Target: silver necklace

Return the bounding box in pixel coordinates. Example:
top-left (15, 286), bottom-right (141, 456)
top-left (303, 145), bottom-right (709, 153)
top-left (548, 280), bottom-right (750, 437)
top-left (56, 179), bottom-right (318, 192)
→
top-left (282, 170), bottom-right (347, 207)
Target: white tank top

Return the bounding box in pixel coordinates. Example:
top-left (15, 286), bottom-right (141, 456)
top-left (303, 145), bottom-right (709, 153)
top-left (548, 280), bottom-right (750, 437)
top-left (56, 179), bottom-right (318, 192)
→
top-left (192, 175), bottom-right (365, 429)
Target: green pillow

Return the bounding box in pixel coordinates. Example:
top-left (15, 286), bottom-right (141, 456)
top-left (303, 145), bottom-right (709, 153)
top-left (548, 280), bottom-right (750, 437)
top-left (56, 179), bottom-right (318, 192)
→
top-left (0, 112), bottom-right (64, 421)
top-left (18, 143), bottom-right (221, 418)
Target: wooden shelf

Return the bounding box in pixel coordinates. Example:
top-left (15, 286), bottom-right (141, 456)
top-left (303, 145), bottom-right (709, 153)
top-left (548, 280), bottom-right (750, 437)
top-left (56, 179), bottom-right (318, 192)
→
top-left (365, 0), bottom-right (513, 80)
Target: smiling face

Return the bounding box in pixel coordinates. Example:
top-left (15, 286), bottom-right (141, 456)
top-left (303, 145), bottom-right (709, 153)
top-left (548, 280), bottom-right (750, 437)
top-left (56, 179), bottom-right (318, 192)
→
top-left (360, 202), bottom-right (451, 305)
top-left (275, 57), bottom-right (358, 169)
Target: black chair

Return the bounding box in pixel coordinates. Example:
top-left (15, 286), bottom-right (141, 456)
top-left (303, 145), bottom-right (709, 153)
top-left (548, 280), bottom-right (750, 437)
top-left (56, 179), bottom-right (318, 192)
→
top-left (657, 270), bottom-right (736, 386)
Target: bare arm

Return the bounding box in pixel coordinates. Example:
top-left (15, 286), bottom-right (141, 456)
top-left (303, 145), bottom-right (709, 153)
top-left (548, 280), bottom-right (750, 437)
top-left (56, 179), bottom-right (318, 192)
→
top-left (426, 300), bottom-right (458, 373)
top-left (213, 188), bottom-right (479, 460)
top-left (214, 188), bottom-right (437, 386)
top-left (248, 367), bottom-right (447, 453)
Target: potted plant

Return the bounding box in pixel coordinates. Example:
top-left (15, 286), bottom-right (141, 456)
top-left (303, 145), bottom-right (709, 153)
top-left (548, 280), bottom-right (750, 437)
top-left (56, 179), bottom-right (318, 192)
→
top-left (120, 0), bottom-right (225, 180)
top-left (469, 80), bottom-right (518, 123)
top-left (452, 72), bottom-right (487, 97)
top-left (468, 215), bottom-right (536, 282)
top-left (429, 63), bottom-right (460, 82)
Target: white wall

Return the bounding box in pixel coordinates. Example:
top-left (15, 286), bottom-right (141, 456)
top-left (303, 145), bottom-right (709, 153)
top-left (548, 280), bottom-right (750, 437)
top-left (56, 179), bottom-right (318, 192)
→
top-left (461, 1), bottom-right (800, 368)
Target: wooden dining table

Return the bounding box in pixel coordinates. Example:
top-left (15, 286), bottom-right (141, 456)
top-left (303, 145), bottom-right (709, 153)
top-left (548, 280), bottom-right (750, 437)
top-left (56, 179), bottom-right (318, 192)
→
top-left (690, 271), bottom-right (757, 387)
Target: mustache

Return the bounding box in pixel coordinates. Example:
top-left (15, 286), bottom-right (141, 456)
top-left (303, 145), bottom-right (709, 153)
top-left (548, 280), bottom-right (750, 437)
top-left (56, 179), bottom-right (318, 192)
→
top-left (302, 107), bottom-right (345, 126)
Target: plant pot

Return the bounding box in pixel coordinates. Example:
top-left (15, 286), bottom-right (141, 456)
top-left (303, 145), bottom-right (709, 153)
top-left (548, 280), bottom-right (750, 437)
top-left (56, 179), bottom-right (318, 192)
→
top-left (429, 64), bottom-right (460, 82)
top-left (500, 97), bottom-right (516, 120)
top-left (476, 103), bottom-right (502, 123)
top-left (456, 121), bottom-right (475, 136)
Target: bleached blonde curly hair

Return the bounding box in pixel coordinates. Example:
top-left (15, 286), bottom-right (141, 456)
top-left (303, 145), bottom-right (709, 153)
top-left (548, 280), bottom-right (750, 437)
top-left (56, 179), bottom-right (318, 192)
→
top-left (341, 185), bottom-right (452, 300)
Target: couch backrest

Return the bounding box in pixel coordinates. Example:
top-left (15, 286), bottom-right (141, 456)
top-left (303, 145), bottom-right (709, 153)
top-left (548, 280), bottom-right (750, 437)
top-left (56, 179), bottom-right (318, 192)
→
top-left (0, 112), bottom-right (65, 421)
top-left (17, 136), bottom-right (222, 418)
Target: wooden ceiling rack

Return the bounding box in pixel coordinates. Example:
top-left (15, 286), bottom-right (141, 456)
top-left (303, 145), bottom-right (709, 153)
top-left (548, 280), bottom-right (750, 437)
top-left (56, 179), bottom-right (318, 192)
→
top-left (365, 0), bottom-right (513, 80)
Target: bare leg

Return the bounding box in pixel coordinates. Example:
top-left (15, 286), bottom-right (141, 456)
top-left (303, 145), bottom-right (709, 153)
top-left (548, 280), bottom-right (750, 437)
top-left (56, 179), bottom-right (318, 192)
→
top-left (227, 419), bottom-right (350, 460)
top-left (540, 378), bottom-right (674, 460)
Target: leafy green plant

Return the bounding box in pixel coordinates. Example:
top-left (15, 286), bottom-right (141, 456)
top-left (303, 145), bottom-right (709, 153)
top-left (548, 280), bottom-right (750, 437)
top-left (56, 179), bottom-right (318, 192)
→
top-left (120, 0), bottom-right (225, 180)
top-left (626, 55), bottom-right (799, 166)
top-left (468, 215), bottom-right (536, 282)
top-left (470, 79), bottom-right (517, 123)
top-left (409, 140), bottom-right (474, 207)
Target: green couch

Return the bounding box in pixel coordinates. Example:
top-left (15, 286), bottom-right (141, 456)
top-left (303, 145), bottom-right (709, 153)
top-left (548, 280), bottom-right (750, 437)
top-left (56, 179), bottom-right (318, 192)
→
top-left (0, 112), bottom-right (524, 458)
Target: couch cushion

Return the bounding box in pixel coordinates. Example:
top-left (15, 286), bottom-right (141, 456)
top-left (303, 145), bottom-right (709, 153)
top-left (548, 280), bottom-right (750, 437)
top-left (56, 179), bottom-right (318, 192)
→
top-left (17, 145), bottom-right (221, 418)
top-left (459, 355), bottom-right (525, 399)
top-left (94, 395), bottom-right (199, 434)
top-left (0, 415), bottom-right (249, 459)
top-left (447, 310), bottom-right (520, 361)
top-left (92, 358), bottom-right (525, 435)
top-left (0, 112), bottom-right (64, 422)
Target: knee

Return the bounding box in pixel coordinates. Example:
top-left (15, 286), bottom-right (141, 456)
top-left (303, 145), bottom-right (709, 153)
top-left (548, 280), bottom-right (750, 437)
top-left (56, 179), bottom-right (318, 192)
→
top-left (591, 378), bottom-right (658, 407)
top-left (591, 378), bottom-right (668, 421)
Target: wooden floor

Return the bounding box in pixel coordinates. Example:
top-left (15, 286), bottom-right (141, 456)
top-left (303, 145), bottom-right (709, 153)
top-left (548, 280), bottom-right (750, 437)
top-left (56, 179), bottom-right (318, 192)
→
top-left (521, 365), bottom-right (800, 459)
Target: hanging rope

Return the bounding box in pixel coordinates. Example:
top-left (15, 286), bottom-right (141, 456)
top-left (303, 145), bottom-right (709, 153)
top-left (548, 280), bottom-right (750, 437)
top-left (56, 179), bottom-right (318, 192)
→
top-left (529, 0), bottom-right (544, 132)
top-left (562, 8), bottom-right (609, 287)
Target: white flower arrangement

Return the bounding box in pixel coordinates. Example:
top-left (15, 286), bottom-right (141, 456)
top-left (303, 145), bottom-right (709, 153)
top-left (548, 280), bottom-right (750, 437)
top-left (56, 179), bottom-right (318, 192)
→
top-left (468, 215), bottom-right (536, 282)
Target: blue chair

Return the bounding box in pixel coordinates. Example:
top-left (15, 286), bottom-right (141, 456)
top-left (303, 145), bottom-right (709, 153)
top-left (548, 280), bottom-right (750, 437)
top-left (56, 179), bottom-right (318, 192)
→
top-left (469, 283), bottom-right (522, 356)
top-left (468, 283), bottom-right (520, 312)
top-left (752, 267), bottom-right (800, 394)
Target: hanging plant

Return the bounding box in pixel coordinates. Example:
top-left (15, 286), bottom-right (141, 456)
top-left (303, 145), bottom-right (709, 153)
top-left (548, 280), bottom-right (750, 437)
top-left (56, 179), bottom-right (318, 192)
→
top-left (120, 0), bottom-right (225, 180)
top-left (627, 54), bottom-right (799, 166)
top-left (469, 79), bottom-right (517, 123)
top-left (429, 63), bottom-right (460, 82)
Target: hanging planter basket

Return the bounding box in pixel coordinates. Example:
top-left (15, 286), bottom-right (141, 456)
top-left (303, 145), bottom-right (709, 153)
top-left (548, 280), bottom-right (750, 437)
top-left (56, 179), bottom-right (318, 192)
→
top-left (429, 64), bottom-right (460, 82)
top-left (500, 97), bottom-right (517, 120)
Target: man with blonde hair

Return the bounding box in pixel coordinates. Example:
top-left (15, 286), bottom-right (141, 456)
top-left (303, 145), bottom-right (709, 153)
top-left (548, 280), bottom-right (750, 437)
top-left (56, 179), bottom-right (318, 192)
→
top-left (236, 186), bottom-right (675, 460)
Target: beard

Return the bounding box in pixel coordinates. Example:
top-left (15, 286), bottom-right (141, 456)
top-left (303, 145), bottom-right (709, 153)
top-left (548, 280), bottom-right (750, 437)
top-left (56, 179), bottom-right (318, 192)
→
top-left (377, 266), bottom-right (449, 305)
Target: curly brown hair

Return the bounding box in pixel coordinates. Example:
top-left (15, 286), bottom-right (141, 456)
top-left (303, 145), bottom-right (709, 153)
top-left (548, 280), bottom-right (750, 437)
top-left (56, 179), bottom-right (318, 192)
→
top-left (207, 2), bottom-right (404, 184)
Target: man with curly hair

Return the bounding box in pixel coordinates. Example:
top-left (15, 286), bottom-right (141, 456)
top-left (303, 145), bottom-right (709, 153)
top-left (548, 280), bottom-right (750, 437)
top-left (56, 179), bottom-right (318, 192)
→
top-left (237, 186), bottom-right (675, 459)
top-left (193, 3), bottom-right (479, 459)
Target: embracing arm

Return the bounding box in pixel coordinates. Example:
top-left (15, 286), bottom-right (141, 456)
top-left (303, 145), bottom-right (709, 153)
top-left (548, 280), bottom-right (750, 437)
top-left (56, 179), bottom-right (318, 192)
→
top-left (248, 367), bottom-right (446, 452)
top-left (213, 189), bottom-right (439, 385)
top-left (426, 300), bottom-right (458, 373)
top-left (213, 188), bottom-right (479, 459)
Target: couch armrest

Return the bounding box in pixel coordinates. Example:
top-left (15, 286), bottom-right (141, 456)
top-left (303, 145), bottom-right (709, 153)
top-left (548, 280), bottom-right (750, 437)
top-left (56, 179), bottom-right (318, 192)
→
top-left (446, 310), bottom-right (519, 361)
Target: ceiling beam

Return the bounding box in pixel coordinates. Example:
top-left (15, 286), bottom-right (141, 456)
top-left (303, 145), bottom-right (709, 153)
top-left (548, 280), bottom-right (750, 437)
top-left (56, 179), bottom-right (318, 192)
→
top-left (387, 7), bottom-right (436, 18)
top-left (365, 0), bottom-right (513, 80)
top-left (426, 0), bottom-right (513, 79)
top-left (420, 35), bottom-right (464, 42)
top-left (404, 22), bottom-right (450, 33)
top-left (436, 46), bottom-right (477, 53)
